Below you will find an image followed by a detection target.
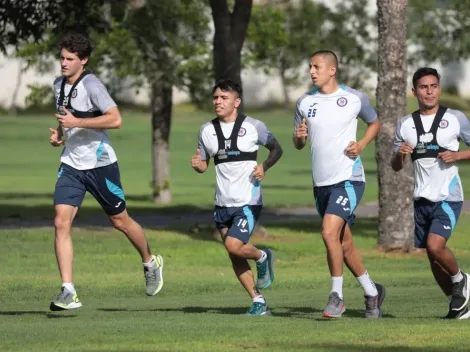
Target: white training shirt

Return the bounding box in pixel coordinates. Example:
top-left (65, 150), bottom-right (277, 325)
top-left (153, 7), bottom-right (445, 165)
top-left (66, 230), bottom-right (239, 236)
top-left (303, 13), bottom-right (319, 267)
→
top-left (294, 85), bottom-right (378, 186)
top-left (198, 116), bottom-right (273, 207)
top-left (393, 108), bottom-right (470, 202)
top-left (53, 74), bottom-right (118, 170)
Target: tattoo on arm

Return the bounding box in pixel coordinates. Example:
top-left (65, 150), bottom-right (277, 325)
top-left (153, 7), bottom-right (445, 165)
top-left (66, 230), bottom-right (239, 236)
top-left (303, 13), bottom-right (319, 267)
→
top-left (262, 137), bottom-right (283, 172)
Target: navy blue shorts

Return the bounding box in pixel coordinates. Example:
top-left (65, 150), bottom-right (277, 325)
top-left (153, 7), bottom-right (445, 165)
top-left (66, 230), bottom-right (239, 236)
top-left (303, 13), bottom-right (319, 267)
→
top-left (214, 205), bottom-right (262, 244)
top-left (414, 198), bottom-right (462, 248)
top-left (313, 181), bottom-right (365, 225)
top-left (54, 162), bottom-right (126, 216)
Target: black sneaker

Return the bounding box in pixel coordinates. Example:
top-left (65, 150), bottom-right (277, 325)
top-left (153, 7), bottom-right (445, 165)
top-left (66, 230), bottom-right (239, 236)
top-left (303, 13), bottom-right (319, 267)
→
top-left (444, 305), bottom-right (470, 320)
top-left (450, 272), bottom-right (470, 312)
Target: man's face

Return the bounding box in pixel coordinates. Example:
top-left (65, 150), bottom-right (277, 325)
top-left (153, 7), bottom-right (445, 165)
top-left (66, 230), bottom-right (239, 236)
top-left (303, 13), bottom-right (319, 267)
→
top-left (60, 48), bottom-right (88, 78)
top-left (309, 55), bottom-right (336, 88)
top-left (212, 88), bottom-right (241, 118)
top-left (412, 75), bottom-right (441, 110)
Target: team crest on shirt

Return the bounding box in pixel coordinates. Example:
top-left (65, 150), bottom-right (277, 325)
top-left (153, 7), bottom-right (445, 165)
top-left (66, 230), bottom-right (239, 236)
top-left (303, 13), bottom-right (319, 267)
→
top-left (337, 97), bottom-right (348, 107)
top-left (238, 127), bottom-right (246, 137)
top-left (71, 89), bottom-right (78, 98)
top-left (439, 119), bottom-right (449, 129)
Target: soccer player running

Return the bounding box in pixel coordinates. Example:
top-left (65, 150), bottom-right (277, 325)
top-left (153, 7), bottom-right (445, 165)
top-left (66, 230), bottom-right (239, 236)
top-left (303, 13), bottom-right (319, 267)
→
top-left (191, 79), bottom-right (283, 316)
top-left (391, 67), bottom-right (470, 319)
top-left (293, 50), bottom-right (385, 319)
top-left (48, 33), bottom-right (163, 311)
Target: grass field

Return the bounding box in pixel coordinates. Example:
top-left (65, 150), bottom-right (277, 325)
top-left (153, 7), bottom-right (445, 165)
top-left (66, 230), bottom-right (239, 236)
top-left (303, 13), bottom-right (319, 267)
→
top-left (2, 217), bottom-right (470, 351)
top-left (3, 96), bottom-right (470, 351)
top-left (2, 93), bottom-right (470, 220)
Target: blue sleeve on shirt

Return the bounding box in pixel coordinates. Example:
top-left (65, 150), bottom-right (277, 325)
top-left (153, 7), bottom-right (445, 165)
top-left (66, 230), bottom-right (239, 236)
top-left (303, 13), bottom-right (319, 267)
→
top-left (449, 109), bottom-right (470, 146)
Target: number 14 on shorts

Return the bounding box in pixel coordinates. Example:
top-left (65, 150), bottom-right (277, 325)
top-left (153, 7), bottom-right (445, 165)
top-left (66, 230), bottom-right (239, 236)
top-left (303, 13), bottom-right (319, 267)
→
top-left (237, 219), bottom-right (248, 232)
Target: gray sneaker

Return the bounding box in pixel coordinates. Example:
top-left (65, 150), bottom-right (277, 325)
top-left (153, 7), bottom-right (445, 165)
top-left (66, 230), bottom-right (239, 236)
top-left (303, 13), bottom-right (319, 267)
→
top-left (365, 283), bottom-right (386, 318)
top-left (256, 249), bottom-right (275, 289)
top-left (144, 255), bottom-right (164, 296)
top-left (50, 286), bottom-right (82, 311)
top-left (323, 292), bottom-right (345, 318)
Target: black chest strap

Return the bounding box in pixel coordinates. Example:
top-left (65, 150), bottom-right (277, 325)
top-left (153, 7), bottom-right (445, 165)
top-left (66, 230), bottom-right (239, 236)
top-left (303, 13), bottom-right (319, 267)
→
top-left (57, 71), bottom-right (101, 118)
top-left (212, 114), bottom-right (258, 165)
top-left (411, 105), bottom-right (452, 161)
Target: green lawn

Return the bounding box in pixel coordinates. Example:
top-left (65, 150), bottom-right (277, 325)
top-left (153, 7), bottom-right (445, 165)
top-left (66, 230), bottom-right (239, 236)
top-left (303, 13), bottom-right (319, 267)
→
top-left (3, 97), bottom-right (470, 351)
top-left (2, 216), bottom-right (470, 351)
top-left (2, 94), bottom-right (470, 220)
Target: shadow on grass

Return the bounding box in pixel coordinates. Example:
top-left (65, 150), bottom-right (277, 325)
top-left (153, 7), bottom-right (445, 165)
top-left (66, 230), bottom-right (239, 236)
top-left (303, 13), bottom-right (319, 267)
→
top-left (98, 306), bottom-right (247, 315)
top-left (0, 197), bottom-right (380, 242)
top-left (0, 310), bottom-right (77, 319)
top-left (98, 305), bottom-right (395, 319)
top-left (271, 306), bottom-right (395, 319)
top-left (266, 343), bottom-right (449, 352)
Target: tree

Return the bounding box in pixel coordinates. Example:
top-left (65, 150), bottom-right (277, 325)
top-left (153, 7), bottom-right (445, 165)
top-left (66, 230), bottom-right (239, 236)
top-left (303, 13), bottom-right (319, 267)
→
top-left (246, 0), bottom-right (376, 109)
top-left (376, 0), bottom-right (414, 251)
top-left (0, 0), bottom-right (59, 53)
top-left (246, 1), bottom-right (329, 109)
top-left (325, 0), bottom-right (377, 89)
top-left (408, 0), bottom-right (470, 65)
top-left (209, 0), bottom-right (252, 111)
top-left (124, 1), bottom-right (210, 203)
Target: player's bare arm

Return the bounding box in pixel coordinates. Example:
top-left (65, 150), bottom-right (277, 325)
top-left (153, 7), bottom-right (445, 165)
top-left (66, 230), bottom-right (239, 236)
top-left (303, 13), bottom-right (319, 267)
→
top-left (346, 119), bottom-right (381, 158)
top-left (254, 137), bottom-right (283, 181)
top-left (56, 106), bottom-right (122, 129)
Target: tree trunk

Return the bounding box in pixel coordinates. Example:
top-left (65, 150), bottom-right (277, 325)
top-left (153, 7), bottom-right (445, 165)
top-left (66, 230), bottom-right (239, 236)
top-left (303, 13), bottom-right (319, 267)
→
top-left (8, 60), bottom-right (23, 116)
top-left (279, 59), bottom-right (290, 110)
top-left (209, 0), bottom-right (252, 112)
top-left (376, 0), bottom-right (414, 251)
top-left (150, 77), bottom-right (172, 204)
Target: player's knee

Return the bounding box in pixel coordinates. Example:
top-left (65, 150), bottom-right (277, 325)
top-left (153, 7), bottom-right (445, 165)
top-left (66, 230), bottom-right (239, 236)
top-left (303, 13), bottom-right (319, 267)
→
top-left (109, 215), bottom-right (128, 233)
top-left (54, 215), bottom-right (72, 233)
top-left (342, 239), bottom-right (353, 255)
top-left (225, 241), bottom-right (242, 257)
top-left (426, 242), bottom-right (445, 258)
top-left (322, 228), bottom-right (340, 243)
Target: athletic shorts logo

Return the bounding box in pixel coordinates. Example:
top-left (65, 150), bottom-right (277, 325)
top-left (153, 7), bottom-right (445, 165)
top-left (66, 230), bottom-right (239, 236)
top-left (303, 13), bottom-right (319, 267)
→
top-left (337, 97), bottom-right (348, 107)
top-left (238, 127), bottom-right (246, 137)
top-left (71, 89), bottom-right (78, 98)
top-left (439, 119), bottom-right (449, 129)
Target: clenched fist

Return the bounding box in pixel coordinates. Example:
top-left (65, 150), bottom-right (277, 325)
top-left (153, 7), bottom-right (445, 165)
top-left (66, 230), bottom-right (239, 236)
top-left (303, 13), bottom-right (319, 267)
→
top-left (253, 164), bottom-right (265, 181)
top-left (49, 128), bottom-right (64, 147)
top-left (191, 148), bottom-right (202, 169)
top-left (398, 142), bottom-right (413, 155)
top-left (439, 151), bottom-right (460, 163)
top-left (345, 141), bottom-right (365, 158)
top-left (295, 118), bottom-right (308, 139)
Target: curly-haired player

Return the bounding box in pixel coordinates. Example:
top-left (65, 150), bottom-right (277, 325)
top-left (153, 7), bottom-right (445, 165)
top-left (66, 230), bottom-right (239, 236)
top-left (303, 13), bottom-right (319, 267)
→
top-left (48, 32), bottom-right (164, 311)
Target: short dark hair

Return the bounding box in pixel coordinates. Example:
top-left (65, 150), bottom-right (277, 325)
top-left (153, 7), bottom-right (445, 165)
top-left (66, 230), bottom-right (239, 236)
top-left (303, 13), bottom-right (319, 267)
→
top-left (311, 50), bottom-right (339, 69)
top-left (412, 67), bottom-right (440, 88)
top-left (212, 79), bottom-right (242, 98)
top-left (60, 32), bottom-right (93, 60)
